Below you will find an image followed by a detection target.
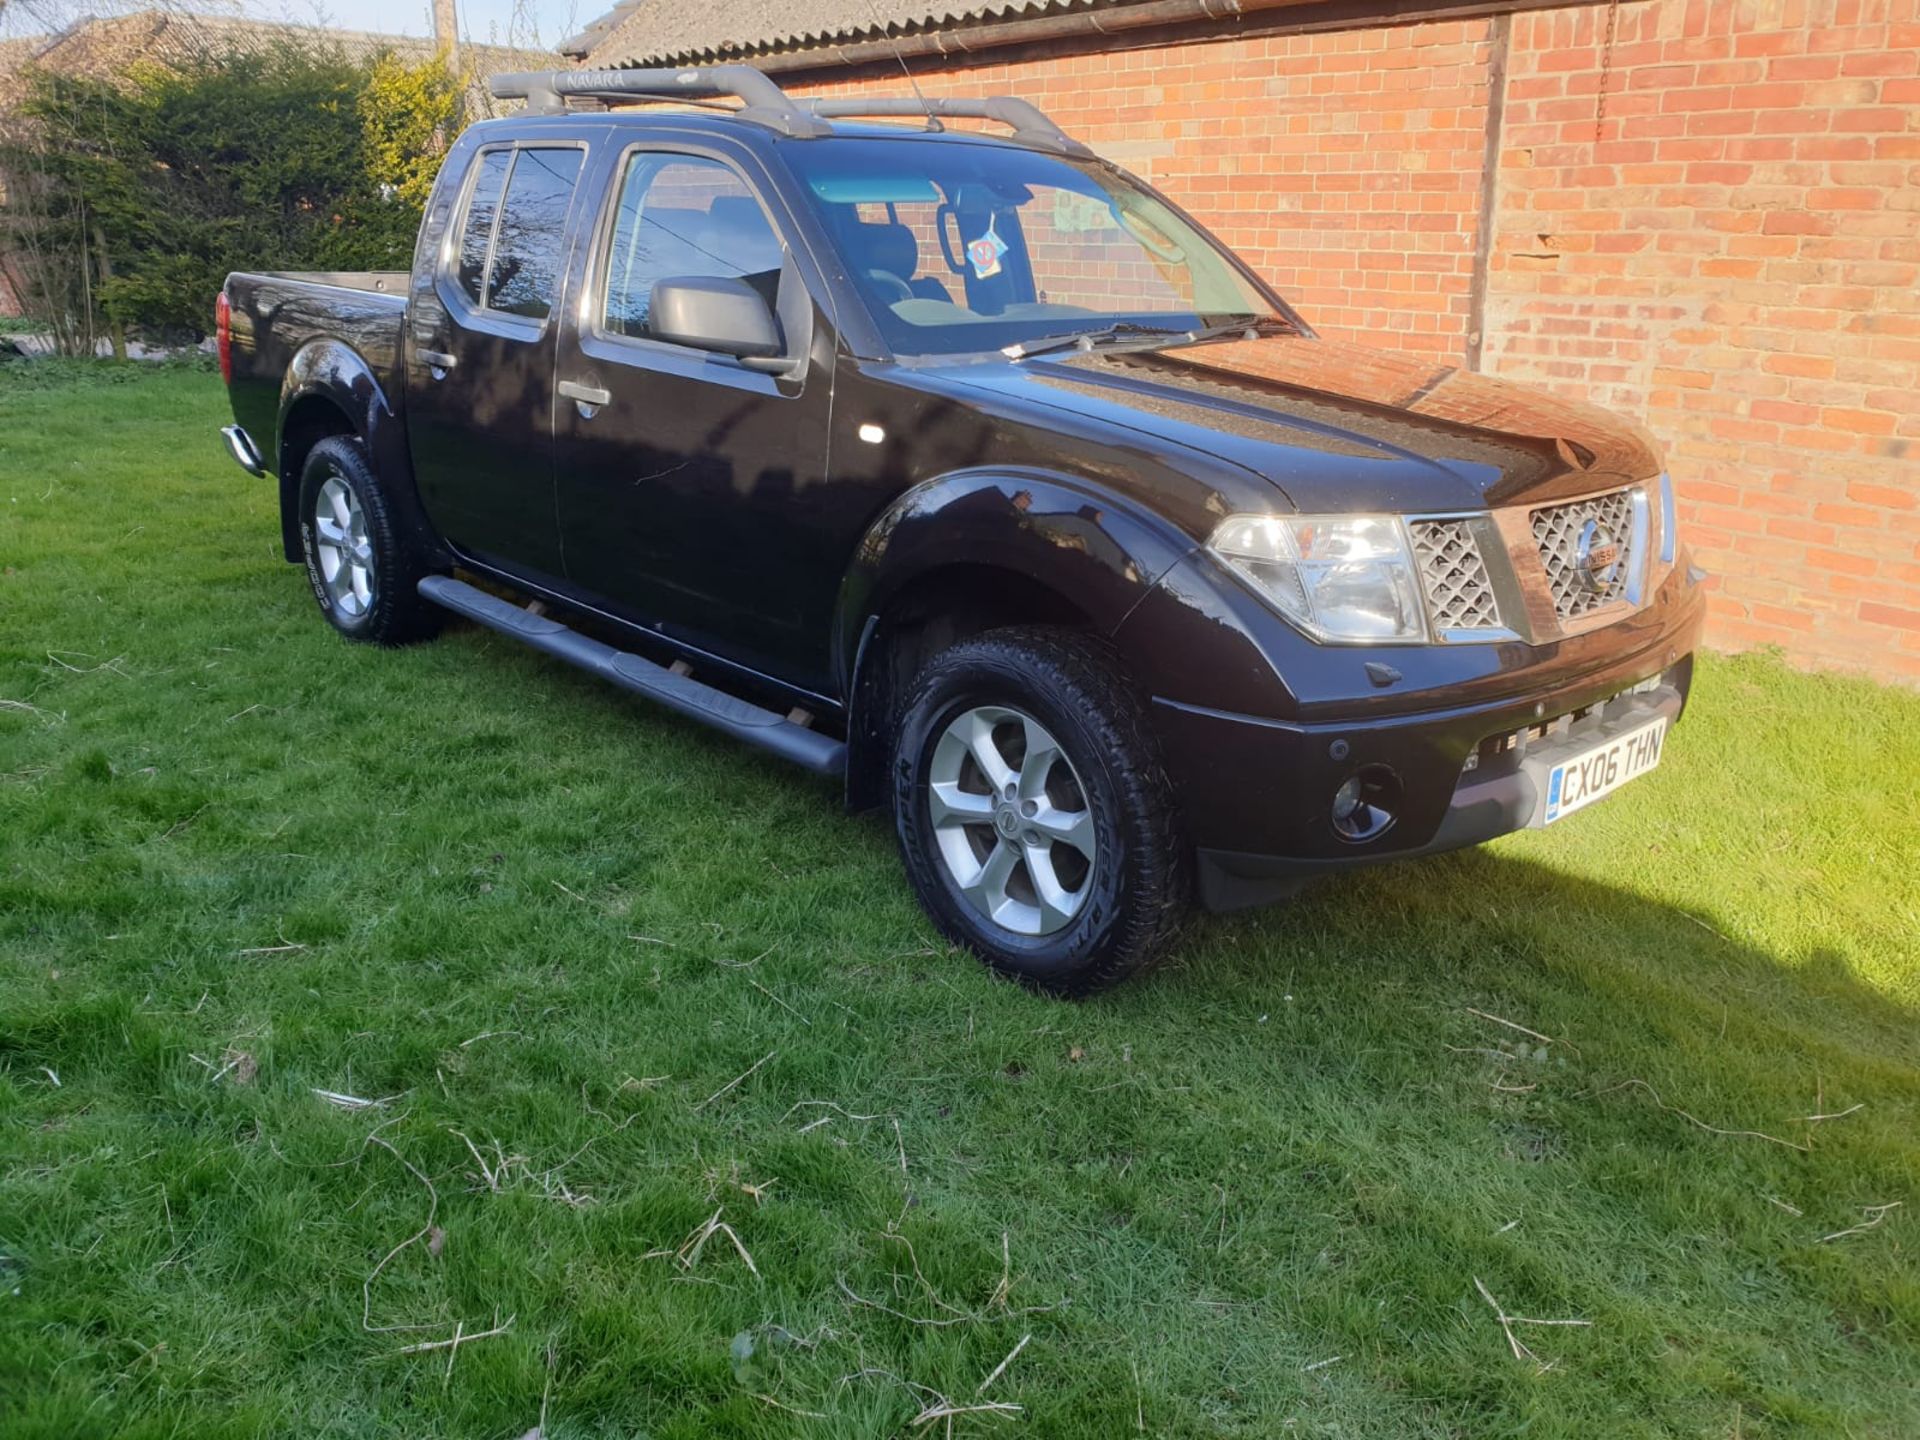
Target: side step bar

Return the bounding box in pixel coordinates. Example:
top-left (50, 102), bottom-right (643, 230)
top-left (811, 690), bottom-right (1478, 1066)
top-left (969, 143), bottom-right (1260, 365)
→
top-left (418, 575), bottom-right (846, 777)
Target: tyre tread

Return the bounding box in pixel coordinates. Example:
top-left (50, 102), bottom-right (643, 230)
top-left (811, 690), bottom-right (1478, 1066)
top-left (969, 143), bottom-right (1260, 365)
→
top-left (895, 626), bottom-right (1190, 998)
top-left (299, 436), bottom-right (443, 647)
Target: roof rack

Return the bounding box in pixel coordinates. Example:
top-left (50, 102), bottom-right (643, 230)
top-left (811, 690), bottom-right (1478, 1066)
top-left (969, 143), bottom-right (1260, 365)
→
top-left (800, 96), bottom-right (1092, 157)
top-left (487, 66), bottom-right (1090, 155)
top-left (489, 66), bottom-right (830, 137)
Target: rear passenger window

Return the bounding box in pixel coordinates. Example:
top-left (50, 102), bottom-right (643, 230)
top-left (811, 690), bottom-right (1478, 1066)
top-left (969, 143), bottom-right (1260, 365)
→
top-left (488, 148), bottom-right (584, 319)
top-left (456, 149), bottom-right (511, 307)
top-left (451, 145), bottom-right (583, 322)
top-left (601, 154), bottom-right (782, 338)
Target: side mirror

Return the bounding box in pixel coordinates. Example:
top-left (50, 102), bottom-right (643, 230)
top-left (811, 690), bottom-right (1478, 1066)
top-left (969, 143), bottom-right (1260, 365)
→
top-left (649, 276), bottom-right (782, 360)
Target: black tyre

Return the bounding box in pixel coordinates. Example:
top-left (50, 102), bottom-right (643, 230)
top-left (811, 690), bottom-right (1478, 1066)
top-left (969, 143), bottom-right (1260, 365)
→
top-left (296, 436), bottom-right (442, 646)
top-left (892, 627), bottom-right (1190, 997)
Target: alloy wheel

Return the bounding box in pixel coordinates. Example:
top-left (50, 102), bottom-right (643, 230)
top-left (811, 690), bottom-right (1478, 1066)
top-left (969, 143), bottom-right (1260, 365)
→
top-left (313, 473), bottom-right (375, 619)
top-left (927, 704), bottom-right (1097, 936)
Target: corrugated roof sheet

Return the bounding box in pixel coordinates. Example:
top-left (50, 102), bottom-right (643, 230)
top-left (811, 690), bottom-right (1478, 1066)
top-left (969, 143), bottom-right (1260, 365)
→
top-left (565, 0), bottom-right (1120, 66)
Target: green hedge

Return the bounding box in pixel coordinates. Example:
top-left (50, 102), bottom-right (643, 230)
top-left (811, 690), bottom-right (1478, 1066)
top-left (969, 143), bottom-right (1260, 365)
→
top-left (2, 42), bottom-right (462, 342)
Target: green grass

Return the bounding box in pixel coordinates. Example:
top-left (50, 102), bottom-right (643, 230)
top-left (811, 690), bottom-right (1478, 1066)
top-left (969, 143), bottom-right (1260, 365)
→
top-left (2, 362), bottom-right (1917, 1439)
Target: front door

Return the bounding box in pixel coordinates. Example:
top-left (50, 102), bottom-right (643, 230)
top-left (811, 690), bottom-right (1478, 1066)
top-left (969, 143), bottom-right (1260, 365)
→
top-left (406, 132), bottom-right (599, 582)
top-left (549, 142), bottom-right (838, 691)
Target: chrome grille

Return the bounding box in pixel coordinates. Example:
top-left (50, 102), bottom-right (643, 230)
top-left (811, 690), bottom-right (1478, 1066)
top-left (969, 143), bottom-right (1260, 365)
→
top-left (1409, 518), bottom-right (1502, 634)
top-left (1530, 489), bottom-right (1638, 621)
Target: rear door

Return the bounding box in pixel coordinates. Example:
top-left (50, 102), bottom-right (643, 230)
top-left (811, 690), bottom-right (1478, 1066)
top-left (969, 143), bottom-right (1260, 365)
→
top-left (548, 139), bottom-right (838, 690)
top-left (406, 130), bottom-right (600, 582)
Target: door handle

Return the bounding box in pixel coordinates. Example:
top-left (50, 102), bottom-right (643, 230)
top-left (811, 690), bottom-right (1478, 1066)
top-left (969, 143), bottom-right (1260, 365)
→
top-left (418, 349), bottom-right (457, 371)
top-left (559, 379), bottom-right (611, 409)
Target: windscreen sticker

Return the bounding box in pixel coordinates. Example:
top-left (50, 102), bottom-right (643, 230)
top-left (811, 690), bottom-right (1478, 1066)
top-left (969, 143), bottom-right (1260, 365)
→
top-left (966, 218), bottom-right (1009, 279)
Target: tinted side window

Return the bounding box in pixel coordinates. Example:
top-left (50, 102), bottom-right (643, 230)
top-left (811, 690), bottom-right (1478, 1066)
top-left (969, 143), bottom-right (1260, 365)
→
top-left (602, 155), bottom-right (782, 338)
top-left (456, 148), bottom-right (511, 306)
top-left (488, 148), bottom-right (584, 320)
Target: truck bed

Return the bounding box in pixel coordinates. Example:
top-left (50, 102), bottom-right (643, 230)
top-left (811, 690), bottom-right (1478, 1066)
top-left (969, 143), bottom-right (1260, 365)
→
top-left (221, 270), bottom-right (411, 473)
top-left (251, 271), bottom-right (409, 294)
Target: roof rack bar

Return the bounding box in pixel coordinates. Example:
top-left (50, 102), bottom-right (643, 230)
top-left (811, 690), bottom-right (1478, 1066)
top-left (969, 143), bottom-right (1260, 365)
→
top-left (486, 67), bottom-right (1091, 154)
top-left (801, 96), bottom-right (1092, 157)
top-left (489, 65), bottom-right (830, 137)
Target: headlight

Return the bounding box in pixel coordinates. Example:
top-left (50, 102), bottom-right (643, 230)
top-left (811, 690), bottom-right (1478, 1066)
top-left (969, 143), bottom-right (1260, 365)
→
top-left (1209, 513), bottom-right (1427, 644)
top-left (1658, 472), bottom-right (1677, 564)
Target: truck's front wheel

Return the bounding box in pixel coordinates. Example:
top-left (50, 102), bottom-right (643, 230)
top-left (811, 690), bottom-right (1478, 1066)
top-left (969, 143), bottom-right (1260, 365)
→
top-left (892, 628), bottom-right (1190, 997)
top-left (296, 436), bottom-right (442, 646)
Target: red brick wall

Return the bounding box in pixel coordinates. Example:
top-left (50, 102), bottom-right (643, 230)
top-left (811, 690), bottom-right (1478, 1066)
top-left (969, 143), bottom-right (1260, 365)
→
top-left (780, 0), bottom-right (1920, 684)
top-left (1485, 0), bottom-right (1920, 681)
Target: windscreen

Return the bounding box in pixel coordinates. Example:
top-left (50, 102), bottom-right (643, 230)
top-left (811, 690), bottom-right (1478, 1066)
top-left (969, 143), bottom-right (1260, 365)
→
top-left (777, 137), bottom-right (1284, 356)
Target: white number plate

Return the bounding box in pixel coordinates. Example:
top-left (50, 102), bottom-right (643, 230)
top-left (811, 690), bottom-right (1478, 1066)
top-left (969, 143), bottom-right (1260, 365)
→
top-left (1542, 717), bottom-right (1667, 824)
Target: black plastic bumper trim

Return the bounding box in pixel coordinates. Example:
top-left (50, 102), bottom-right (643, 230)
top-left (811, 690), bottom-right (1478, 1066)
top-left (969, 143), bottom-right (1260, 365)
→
top-left (1194, 683), bottom-right (1686, 911)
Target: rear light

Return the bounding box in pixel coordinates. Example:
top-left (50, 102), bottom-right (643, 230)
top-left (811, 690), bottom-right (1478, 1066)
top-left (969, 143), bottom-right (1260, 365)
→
top-left (215, 290), bottom-right (233, 385)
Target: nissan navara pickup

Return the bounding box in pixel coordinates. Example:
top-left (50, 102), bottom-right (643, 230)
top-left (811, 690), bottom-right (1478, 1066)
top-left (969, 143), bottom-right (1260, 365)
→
top-left (217, 66), bottom-right (1705, 996)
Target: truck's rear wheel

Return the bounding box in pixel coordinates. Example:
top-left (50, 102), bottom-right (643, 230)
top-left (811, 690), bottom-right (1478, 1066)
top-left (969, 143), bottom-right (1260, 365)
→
top-left (296, 436), bottom-right (442, 646)
top-left (892, 627), bottom-right (1189, 997)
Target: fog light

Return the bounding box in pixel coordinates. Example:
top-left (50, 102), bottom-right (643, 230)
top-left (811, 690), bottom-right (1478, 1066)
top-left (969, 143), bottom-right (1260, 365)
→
top-left (1331, 765), bottom-right (1400, 843)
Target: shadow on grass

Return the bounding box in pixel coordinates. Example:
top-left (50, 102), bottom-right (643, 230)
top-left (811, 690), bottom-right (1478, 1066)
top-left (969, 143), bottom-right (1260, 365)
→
top-left (406, 613), bottom-right (1919, 1061)
top-left (1152, 844), bottom-right (1920, 1113)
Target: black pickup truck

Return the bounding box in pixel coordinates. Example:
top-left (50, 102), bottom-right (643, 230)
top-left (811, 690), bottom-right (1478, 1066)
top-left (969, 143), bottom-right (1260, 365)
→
top-left (218, 65), bottom-right (1704, 996)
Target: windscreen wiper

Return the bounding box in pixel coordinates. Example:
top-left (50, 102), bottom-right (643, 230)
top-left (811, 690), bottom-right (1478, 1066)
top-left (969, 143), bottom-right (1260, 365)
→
top-left (1173, 315), bottom-right (1295, 349)
top-left (1001, 314), bottom-right (1292, 361)
top-left (1000, 321), bottom-right (1190, 360)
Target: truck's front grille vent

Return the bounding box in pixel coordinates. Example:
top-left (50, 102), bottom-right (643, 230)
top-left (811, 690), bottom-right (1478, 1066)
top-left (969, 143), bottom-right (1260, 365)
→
top-left (1410, 519), bottom-right (1502, 634)
top-left (1530, 488), bottom-right (1639, 621)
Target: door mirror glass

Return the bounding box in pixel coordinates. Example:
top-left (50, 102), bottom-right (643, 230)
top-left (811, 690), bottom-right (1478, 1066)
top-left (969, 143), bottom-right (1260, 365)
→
top-left (649, 276), bottom-right (782, 359)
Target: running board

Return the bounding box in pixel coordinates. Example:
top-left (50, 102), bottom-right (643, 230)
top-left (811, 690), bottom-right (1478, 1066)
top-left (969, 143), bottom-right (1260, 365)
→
top-left (418, 576), bottom-right (846, 777)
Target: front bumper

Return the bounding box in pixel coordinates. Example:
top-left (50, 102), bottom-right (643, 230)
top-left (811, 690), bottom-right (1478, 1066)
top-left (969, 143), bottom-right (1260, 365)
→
top-left (1134, 562), bottom-right (1706, 911)
top-left (1187, 660), bottom-right (1690, 909)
